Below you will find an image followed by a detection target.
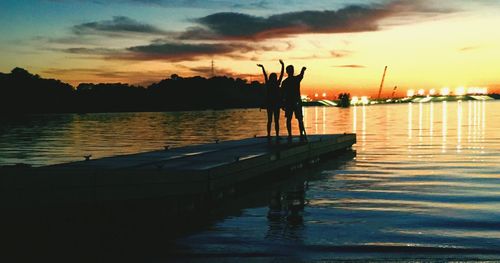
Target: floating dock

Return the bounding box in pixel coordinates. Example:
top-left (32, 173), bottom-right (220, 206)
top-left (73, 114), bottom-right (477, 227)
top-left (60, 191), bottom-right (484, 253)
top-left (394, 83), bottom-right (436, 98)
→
top-left (1, 134), bottom-right (356, 209)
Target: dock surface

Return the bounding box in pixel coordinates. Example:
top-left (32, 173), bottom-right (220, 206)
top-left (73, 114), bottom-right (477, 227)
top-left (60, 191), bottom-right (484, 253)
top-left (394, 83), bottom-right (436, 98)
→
top-left (1, 134), bottom-right (356, 207)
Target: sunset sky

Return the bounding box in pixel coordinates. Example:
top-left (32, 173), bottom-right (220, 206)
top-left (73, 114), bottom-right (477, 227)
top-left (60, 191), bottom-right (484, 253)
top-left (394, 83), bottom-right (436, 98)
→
top-left (1, 0), bottom-right (499, 97)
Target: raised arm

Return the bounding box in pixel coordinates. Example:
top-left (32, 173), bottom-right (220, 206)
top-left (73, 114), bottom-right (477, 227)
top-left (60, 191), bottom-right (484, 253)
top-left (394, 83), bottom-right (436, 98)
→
top-left (298, 66), bottom-right (306, 80)
top-left (278, 59), bottom-right (284, 83)
top-left (257, 64), bottom-right (268, 83)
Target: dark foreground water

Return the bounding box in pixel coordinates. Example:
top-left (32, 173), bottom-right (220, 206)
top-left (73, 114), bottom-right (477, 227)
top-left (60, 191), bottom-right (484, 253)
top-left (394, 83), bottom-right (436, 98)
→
top-left (1, 101), bottom-right (499, 261)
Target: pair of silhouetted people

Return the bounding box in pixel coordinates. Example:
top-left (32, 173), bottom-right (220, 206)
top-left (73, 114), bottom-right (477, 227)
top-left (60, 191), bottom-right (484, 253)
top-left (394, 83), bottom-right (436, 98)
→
top-left (258, 60), bottom-right (307, 142)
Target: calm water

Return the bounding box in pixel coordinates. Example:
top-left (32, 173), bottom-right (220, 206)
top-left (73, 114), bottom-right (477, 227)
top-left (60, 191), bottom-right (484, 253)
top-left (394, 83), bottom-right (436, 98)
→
top-left (1, 101), bottom-right (500, 261)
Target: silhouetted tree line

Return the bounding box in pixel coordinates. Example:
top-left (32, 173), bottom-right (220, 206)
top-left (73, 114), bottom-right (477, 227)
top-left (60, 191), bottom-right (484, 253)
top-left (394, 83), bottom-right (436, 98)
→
top-left (338, 93), bottom-right (351, 108)
top-left (0, 68), bottom-right (266, 114)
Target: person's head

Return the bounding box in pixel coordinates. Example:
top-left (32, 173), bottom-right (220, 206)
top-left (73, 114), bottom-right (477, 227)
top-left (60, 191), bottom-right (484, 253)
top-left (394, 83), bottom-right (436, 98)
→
top-left (269, 73), bottom-right (278, 83)
top-left (286, 65), bottom-right (294, 76)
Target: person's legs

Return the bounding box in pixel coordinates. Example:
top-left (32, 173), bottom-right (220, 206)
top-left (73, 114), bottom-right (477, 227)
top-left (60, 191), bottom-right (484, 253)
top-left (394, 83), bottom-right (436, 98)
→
top-left (285, 109), bottom-right (293, 140)
top-left (274, 107), bottom-right (280, 137)
top-left (295, 105), bottom-right (307, 140)
top-left (266, 108), bottom-right (272, 137)
top-left (298, 118), bottom-right (306, 139)
top-left (286, 118), bottom-right (292, 142)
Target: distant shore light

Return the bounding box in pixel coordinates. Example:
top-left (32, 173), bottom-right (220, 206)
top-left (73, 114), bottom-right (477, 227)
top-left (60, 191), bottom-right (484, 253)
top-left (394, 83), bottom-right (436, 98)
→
top-left (361, 96), bottom-right (369, 105)
top-left (455, 86), bottom-right (466, 96)
top-left (418, 89), bottom-right (425, 96)
top-left (407, 89), bottom-right (415, 97)
top-left (429, 89), bottom-right (436, 96)
top-left (440, 87), bottom-right (450, 96)
top-left (322, 92), bottom-right (327, 98)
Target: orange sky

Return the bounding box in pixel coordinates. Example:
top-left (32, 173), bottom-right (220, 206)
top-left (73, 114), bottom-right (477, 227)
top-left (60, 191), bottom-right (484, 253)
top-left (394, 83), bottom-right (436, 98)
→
top-left (1, 0), bottom-right (499, 97)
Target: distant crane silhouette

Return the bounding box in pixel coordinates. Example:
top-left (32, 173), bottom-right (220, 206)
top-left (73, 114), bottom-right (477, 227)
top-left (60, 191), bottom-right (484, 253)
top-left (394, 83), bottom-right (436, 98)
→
top-left (377, 66), bottom-right (388, 99)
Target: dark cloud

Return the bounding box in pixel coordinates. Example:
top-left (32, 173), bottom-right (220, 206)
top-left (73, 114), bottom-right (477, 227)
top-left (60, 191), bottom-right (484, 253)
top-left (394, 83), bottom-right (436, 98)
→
top-left (59, 39), bottom-right (287, 61)
top-left (73, 16), bottom-right (166, 36)
top-left (124, 42), bottom-right (253, 61)
top-left (333, 64), bottom-right (366, 68)
top-left (122, 41), bottom-right (290, 61)
top-left (63, 47), bottom-right (118, 55)
top-left (178, 0), bottom-right (450, 41)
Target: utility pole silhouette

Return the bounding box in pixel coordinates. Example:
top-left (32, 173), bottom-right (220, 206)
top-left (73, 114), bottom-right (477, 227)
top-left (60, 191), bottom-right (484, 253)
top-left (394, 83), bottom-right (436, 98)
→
top-left (211, 59), bottom-right (215, 78)
top-left (391, 86), bottom-right (398, 98)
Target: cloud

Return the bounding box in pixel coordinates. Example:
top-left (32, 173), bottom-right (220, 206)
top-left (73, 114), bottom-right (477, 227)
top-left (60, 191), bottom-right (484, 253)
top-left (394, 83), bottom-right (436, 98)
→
top-left (127, 0), bottom-right (271, 9)
top-left (72, 16), bottom-right (166, 36)
top-left (48, 0), bottom-right (272, 9)
top-left (48, 0), bottom-right (454, 63)
top-left (179, 65), bottom-right (262, 80)
top-left (178, 0), bottom-right (451, 41)
top-left (60, 41), bottom-right (276, 61)
top-left (42, 67), bottom-right (171, 85)
top-left (124, 42), bottom-right (253, 61)
top-left (459, 46), bottom-right (480, 52)
top-left (186, 66), bottom-right (243, 77)
top-left (333, 64), bottom-right (366, 68)
top-left (63, 47), bottom-right (118, 55)
top-left (330, 50), bottom-right (352, 58)
top-left (43, 68), bottom-right (129, 79)
top-left (122, 40), bottom-right (291, 61)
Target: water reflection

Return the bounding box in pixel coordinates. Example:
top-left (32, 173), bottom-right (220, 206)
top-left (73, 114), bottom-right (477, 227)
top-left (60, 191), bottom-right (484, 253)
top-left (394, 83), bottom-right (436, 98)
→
top-left (419, 102), bottom-right (423, 141)
top-left (429, 102), bottom-right (434, 139)
top-left (468, 101), bottom-right (472, 143)
top-left (322, 106), bottom-right (326, 135)
top-left (182, 103), bottom-right (500, 259)
top-left (408, 103), bottom-right (413, 139)
top-left (1, 102), bottom-right (500, 261)
top-left (353, 105), bottom-right (357, 133)
top-left (361, 105), bottom-right (366, 153)
top-left (399, 100), bottom-right (491, 156)
top-left (457, 101), bottom-right (462, 152)
top-left (267, 182), bottom-right (307, 241)
top-left (442, 101), bottom-right (448, 153)
top-left (482, 100), bottom-right (486, 131)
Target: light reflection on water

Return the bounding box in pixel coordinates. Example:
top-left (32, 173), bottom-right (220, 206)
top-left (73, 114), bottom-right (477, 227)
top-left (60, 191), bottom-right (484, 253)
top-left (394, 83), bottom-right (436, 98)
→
top-left (1, 101), bottom-right (500, 259)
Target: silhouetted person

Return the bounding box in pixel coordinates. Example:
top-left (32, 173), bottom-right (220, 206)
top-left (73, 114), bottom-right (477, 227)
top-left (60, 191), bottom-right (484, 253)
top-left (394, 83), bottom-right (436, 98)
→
top-left (257, 59), bottom-right (284, 140)
top-left (282, 65), bottom-right (307, 141)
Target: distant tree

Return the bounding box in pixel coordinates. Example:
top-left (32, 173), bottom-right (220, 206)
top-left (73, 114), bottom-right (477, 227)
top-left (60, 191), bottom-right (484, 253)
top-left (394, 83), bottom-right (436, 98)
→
top-left (0, 68), bottom-right (74, 113)
top-left (338, 93), bottom-right (351, 108)
top-left (0, 67), bottom-right (267, 114)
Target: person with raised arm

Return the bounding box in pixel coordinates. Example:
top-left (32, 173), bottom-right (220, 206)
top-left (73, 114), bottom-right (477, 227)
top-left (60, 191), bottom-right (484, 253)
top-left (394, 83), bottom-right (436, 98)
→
top-left (281, 64), bottom-right (307, 142)
top-left (257, 59), bottom-right (284, 141)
